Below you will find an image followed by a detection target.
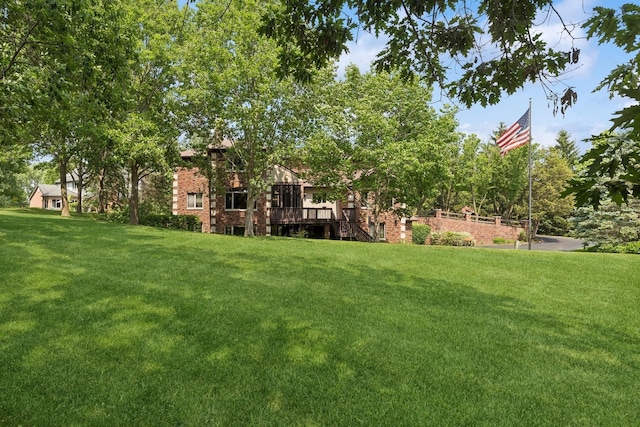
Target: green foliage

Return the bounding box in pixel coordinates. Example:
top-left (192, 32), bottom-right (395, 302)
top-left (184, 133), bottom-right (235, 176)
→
top-left (553, 130), bottom-right (579, 170)
top-left (430, 231), bottom-right (476, 247)
top-left (586, 5), bottom-right (640, 139)
top-left (537, 216), bottom-right (572, 236)
top-left (570, 200), bottom-right (640, 247)
top-left (411, 223), bottom-right (431, 245)
top-left (484, 139), bottom-right (530, 219)
top-left (564, 132), bottom-right (640, 208)
top-left (518, 231), bottom-right (528, 242)
top-left (259, 0), bottom-right (578, 112)
top-left (183, 0), bottom-right (310, 236)
top-left (599, 241), bottom-right (640, 254)
top-left (527, 148), bottom-right (575, 235)
top-left (303, 66), bottom-right (452, 238)
top-left (493, 237), bottom-right (507, 244)
top-left (139, 214), bottom-right (202, 232)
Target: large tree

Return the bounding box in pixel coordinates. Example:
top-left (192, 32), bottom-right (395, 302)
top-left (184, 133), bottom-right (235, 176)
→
top-left (184, 0), bottom-right (311, 236)
top-left (526, 148), bottom-right (575, 236)
top-left (303, 66), bottom-right (452, 239)
top-left (109, 0), bottom-right (185, 224)
top-left (554, 130), bottom-right (580, 170)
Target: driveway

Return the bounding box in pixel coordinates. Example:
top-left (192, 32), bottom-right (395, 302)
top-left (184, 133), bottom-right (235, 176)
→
top-left (483, 235), bottom-right (585, 251)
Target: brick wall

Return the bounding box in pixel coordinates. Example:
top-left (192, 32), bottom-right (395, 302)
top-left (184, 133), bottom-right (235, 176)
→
top-left (414, 210), bottom-right (524, 245)
top-left (173, 167), bottom-right (211, 232)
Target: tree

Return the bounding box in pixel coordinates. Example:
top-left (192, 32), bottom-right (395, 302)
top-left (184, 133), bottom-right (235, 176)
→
top-left (528, 148), bottom-right (575, 235)
top-left (303, 66), bottom-right (451, 239)
top-left (563, 132), bottom-right (639, 208)
top-left (109, 0), bottom-right (185, 225)
top-left (263, 3), bottom-right (640, 208)
top-left (0, 143), bottom-right (31, 207)
top-left (260, 0), bottom-right (580, 111)
top-left (571, 200), bottom-right (640, 247)
top-left (553, 130), bottom-right (579, 170)
top-left (482, 131), bottom-right (532, 220)
top-left (184, 0), bottom-right (310, 236)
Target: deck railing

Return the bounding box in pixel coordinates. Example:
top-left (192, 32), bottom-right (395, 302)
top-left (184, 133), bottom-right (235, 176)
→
top-left (270, 207), bottom-right (335, 224)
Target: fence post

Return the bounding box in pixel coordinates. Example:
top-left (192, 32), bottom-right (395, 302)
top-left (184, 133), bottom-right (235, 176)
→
top-left (494, 216), bottom-right (501, 226)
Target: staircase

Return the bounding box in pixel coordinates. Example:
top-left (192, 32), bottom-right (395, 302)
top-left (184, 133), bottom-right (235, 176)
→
top-left (337, 210), bottom-right (374, 242)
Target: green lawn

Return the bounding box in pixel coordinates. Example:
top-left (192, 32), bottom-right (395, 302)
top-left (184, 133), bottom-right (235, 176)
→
top-left (1, 208), bottom-right (639, 426)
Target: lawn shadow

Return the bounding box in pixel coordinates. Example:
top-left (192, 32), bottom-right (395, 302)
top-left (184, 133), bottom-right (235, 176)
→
top-left (1, 212), bottom-right (638, 425)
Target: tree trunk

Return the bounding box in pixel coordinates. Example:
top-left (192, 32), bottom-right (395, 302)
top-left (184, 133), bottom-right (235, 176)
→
top-left (244, 186), bottom-right (256, 236)
top-left (97, 170), bottom-right (106, 214)
top-left (76, 177), bottom-right (83, 213)
top-left (129, 164), bottom-right (139, 225)
top-left (59, 158), bottom-right (71, 217)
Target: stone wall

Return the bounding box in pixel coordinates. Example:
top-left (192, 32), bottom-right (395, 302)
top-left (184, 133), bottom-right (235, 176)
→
top-left (415, 210), bottom-right (524, 245)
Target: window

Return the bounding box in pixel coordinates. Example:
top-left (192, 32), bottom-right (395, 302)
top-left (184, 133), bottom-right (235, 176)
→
top-left (312, 192), bottom-right (327, 204)
top-left (224, 225), bottom-right (256, 236)
top-left (225, 154), bottom-right (246, 172)
top-left (369, 222), bottom-right (386, 240)
top-left (187, 193), bottom-right (203, 209)
top-left (271, 184), bottom-right (301, 208)
top-left (226, 188), bottom-right (248, 210)
top-left (52, 199), bottom-right (61, 209)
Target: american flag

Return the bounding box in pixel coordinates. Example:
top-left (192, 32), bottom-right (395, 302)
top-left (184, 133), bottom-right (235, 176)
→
top-left (496, 108), bottom-right (530, 155)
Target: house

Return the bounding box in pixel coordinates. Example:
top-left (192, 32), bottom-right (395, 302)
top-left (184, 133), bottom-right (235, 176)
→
top-left (29, 184), bottom-right (78, 210)
top-left (173, 146), bottom-right (412, 243)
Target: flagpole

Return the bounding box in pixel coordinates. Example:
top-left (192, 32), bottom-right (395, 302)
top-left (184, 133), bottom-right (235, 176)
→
top-left (528, 98), bottom-right (533, 250)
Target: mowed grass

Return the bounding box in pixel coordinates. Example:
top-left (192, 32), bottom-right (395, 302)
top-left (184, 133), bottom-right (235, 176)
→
top-left (1, 208), bottom-right (639, 426)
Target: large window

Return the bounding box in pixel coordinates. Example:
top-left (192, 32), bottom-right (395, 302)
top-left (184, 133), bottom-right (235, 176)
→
top-left (187, 193), bottom-right (203, 209)
top-left (271, 184), bottom-right (302, 208)
top-left (226, 188), bottom-right (248, 210)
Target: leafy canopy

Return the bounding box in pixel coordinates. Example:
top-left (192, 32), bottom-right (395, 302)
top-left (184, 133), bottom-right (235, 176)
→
top-left (260, 0), bottom-right (580, 112)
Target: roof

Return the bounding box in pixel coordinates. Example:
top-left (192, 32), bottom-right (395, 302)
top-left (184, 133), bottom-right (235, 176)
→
top-left (181, 139), bottom-right (235, 158)
top-left (33, 184), bottom-right (78, 198)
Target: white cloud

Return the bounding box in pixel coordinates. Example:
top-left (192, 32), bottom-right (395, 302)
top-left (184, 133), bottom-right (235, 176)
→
top-left (336, 31), bottom-right (387, 76)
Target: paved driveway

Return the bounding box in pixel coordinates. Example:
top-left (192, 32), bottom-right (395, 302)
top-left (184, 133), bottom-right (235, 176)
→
top-left (483, 235), bottom-right (585, 251)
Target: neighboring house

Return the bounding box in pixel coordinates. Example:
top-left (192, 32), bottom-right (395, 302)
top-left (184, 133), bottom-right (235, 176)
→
top-left (173, 146), bottom-right (412, 243)
top-left (29, 184), bottom-right (78, 210)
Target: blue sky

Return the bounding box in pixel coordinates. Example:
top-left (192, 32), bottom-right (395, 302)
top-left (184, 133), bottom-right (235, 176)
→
top-left (335, 0), bottom-right (633, 151)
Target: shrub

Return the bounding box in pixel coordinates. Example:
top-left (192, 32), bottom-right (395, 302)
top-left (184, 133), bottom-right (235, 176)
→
top-left (412, 223), bottom-right (431, 245)
top-left (493, 237), bottom-right (507, 244)
top-left (597, 241), bottom-right (640, 254)
top-left (140, 214), bottom-right (202, 232)
top-left (518, 231), bottom-right (528, 241)
top-left (430, 231), bottom-right (475, 247)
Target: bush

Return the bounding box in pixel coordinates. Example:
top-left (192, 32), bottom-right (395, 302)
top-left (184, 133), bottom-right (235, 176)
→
top-left (518, 231), bottom-right (528, 242)
top-left (493, 237), bottom-right (507, 244)
top-left (412, 223), bottom-right (431, 245)
top-left (597, 241), bottom-right (640, 254)
top-left (430, 231), bottom-right (475, 247)
top-left (140, 214), bottom-right (202, 232)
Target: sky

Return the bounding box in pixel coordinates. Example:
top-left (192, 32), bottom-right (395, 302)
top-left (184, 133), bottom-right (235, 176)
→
top-left (334, 0), bottom-right (633, 152)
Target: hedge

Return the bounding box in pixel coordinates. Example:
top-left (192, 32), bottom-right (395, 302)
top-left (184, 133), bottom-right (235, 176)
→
top-left (140, 214), bottom-right (202, 232)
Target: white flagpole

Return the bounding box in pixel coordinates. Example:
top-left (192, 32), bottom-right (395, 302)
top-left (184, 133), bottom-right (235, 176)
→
top-left (528, 98), bottom-right (533, 250)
